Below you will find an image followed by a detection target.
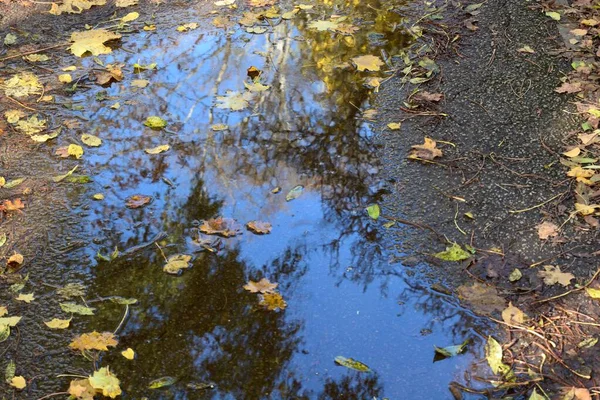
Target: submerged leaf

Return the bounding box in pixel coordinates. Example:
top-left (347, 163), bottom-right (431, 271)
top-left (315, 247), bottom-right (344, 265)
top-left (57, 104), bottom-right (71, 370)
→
top-left (70, 331), bottom-right (118, 351)
top-left (121, 348), bottom-right (135, 360)
top-left (215, 91), bottom-right (253, 111)
top-left (366, 204), bottom-right (380, 220)
top-left (149, 376), bottom-right (176, 389)
top-left (285, 185), bottom-right (304, 201)
top-left (143, 116), bottom-right (167, 129)
top-left (485, 336), bottom-right (511, 375)
top-left (163, 254), bottom-right (192, 274)
top-left (457, 282), bottom-right (505, 316)
top-left (259, 292), bottom-right (287, 311)
top-left (434, 243), bottom-right (470, 261)
top-left (81, 134), bottom-right (102, 147)
top-left (246, 221), bottom-right (272, 234)
top-left (199, 217), bottom-right (241, 237)
top-left (334, 356), bottom-right (371, 372)
top-left (60, 302), bottom-right (95, 315)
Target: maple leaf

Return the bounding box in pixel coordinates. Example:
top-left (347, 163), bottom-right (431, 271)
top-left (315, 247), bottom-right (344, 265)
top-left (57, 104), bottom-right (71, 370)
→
top-left (537, 221), bottom-right (558, 240)
top-left (199, 217), bottom-right (242, 237)
top-left (408, 137), bottom-right (443, 160)
top-left (246, 221), bottom-right (272, 234)
top-left (68, 378), bottom-right (96, 400)
top-left (216, 91), bottom-right (253, 111)
top-left (16, 114), bottom-right (46, 135)
top-left (259, 292), bottom-right (287, 310)
top-left (352, 55), bottom-right (384, 72)
top-left (89, 367), bottom-right (122, 398)
top-left (69, 29), bottom-right (122, 57)
top-left (70, 331), bottom-right (118, 351)
top-left (244, 278), bottom-right (278, 293)
top-left (49, 0), bottom-right (106, 15)
top-left (1, 198), bottom-right (25, 213)
top-left (538, 265), bottom-right (574, 287)
top-left (3, 72), bottom-right (43, 98)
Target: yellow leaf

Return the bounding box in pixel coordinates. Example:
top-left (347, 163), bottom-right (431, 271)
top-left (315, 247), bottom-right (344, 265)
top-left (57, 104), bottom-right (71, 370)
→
top-left (145, 144), bottom-right (170, 154)
top-left (44, 318), bottom-right (71, 329)
top-left (567, 166), bottom-right (594, 184)
top-left (70, 331), bottom-right (118, 351)
top-left (89, 367), bottom-right (121, 398)
top-left (49, 0), bottom-right (106, 15)
top-left (501, 302), bottom-right (526, 324)
top-left (59, 74), bottom-right (72, 83)
top-left (575, 203), bottom-right (599, 216)
top-left (62, 65), bottom-right (77, 71)
top-left (15, 293), bottom-right (35, 303)
top-left (121, 11), bottom-right (139, 22)
top-left (408, 137), bottom-right (443, 160)
top-left (387, 122), bottom-right (401, 130)
top-left (538, 265), bottom-right (574, 287)
top-left (3, 72), bottom-right (43, 98)
top-left (93, 193), bottom-right (104, 200)
top-left (68, 378), bottom-right (96, 399)
top-left (68, 144), bottom-right (84, 159)
top-left (70, 29), bottom-right (122, 57)
top-left (110, 102), bottom-right (120, 109)
top-left (121, 348), bottom-right (135, 360)
top-left (81, 134), bottom-right (102, 147)
top-left (131, 79), bottom-right (150, 88)
top-left (10, 376), bottom-right (26, 390)
top-left (177, 23), bottom-right (198, 32)
top-left (5, 109), bottom-right (25, 123)
top-left (351, 55), bottom-right (384, 72)
top-left (0, 306), bottom-right (7, 317)
top-left (563, 147), bottom-right (581, 157)
top-left (116, 0), bottom-right (138, 6)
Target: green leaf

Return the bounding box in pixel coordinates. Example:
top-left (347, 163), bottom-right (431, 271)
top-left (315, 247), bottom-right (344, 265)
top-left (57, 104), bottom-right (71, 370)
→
top-left (52, 165), bottom-right (79, 183)
top-left (285, 185), bottom-right (304, 201)
top-left (109, 296), bottom-right (138, 305)
top-left (5, 360), bottom-right (15, 384)
top-left (143, 116), bottom-right (167, 129)
top-left (434, 243), bottom-right (471, 261)
top-left (509, 268), bottom-right (522, 282)
top-left (577, 337), bottom-right (598, 348)
top-left (485, 336), bottom-right (513, 378)
top-left (334, 356), bottom-right (371, 372)
top-left (149, 376), bottom-right (177, 389)
top-left (0, 317), bottom-right (22, 327)
top-left (434, 339), bottom-right (470, 358)
top-left (81, 133), bottom-right (102, 147)
top-left (89, 367), bottom-right (122, 398)
top-left (0, 233), bottom-right (6, 247)
top-left (545, 11), bottom-right (560, 21)
top-left (59, 302), bottom-right (95, 315)
top-left (3, 178), bottom-right (25, 189)
top-left (0, 325), bottom-right (10, 343)
top-left (366, 204), bottom-right (380, 220)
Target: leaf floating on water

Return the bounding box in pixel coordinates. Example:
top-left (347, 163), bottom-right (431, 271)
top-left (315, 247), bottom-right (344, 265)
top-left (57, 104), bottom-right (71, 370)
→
top-left (145, 144), bottom-right (170, 154)
top-left (133, 62), bottom-right (157, 72)
top-left (60, 302), bottom-right (95, 315)
top-left (308, 20), bottom-right (339, 31)
top-left (434, 339), bottom-right (470, 358)
top-left (143, 116), bottom-right (167, 129)
top-left (69, 29), bottom-right (122, 57)
top-left (121, 348), bottom-right (135, 360)
top-left (44, 317), bottom-right (71, 329)
top-left (109, 296), bottom-right (138, 305)
top-left (53, 165), bottom-right (79, 183)
top-left (244, 278), bottom-right (278, 293)
top-left (163, 254), bottom-right (192, 274)
top-left (538, 265), bottom-right (574, 287)
top-left (131, 79), bottom-right (150, 88)
top-left (149, 376), bottom-right (176, 389)
top-left (211, 123), bottom-right (228, 131)
top-left (126, 194), bottom-right (152, 209)
top-left (259, 292), bottom-right (287, 311)
top-left (3, 72), bottom-right (43, 98)
top-left (199, 217), bottom-right (242, 237)
top-left (216, 91), bottom-right (253, 111)
top-left (352, 55), bottom-right (384, 72)
top-left (70, 331), bottom-right (118, 351)
top-left (68, 378), bottom-right (96, 399)
top-left (285, 185), bottom-right (304, 201)
top-left (121, 11), bottom-right (139, 22)
top-left (246, 221), bottom-right (272, 234)
top-left (89, 367), bottom-right (122, 398)
top-left (177, 23), bottom-right (198, 32)
top-left (334, 356), bottom-right (371, 372)
top-left (434, 243), bottom-right (470, 261)
top-left (366, 204), bottom-right (380, 220)
top-left (0, 316), bottom-right (22, 327)
top-left (81, 134), bottom-right (102, 147)
top-left (49, 0), bottom-right (106, 15)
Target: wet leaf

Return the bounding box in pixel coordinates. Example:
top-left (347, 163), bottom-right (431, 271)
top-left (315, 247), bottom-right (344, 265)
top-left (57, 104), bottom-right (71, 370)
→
top-left (177, 23), bottom-right (198, 32)
top-left (199, 217), bottom-right (241, 237)
top-left (145, 144), bottom-right (170, 154)
top-left (81, 134), bottom-right (102, 147)
top-left (10, 376), bottom-right (26, 390)
top-left (211, 123), bottom-right (228, 131)
top-left (3, 72), bottom-right (43, 98)
top-left (149, 376), bottom-right (176, 389)
top-left (0, 233), bottom-right (5, 248)
top-left (585, 287), bottom-right (600, 299)
top-left (15, 293), bottom-right (34, 303)
top-left (577, 337), bottom-right (598, 349)
top-left (216, 91), bottom-right (253, 111)
top-left (3, 178), bottom-right (24, 189)
top-left (5, 109), bottom-right (25, 124)
top-left (31, 130), bottom-right (60, 143)
top-left (93, 193), bottom-right (104, 200)
top-left (5, 360), bottom-right (15, 383)
top-left (163, 254), bottom-right (192, 274)
top-left (70, 331), bottom-right (118, 351)
top-left (502, 302), bottom-right (526, 324)
top-left (457, 282), bottom-right (505, 315)
top-left (49, 0), bottom-right (106, 15)
top-left (121, 11), bottom-right (139, 22)
top-left (259, 292), bottom-right (287, 311)
top-left (537, 221), bottom-right (558, 240)
top-left (538, 265), bottom-right (574, 287)
top-left (409, 137), bottom-right (443, 160)
top-left (44, 317), bottom-right (71, 329)
top-left (131, 79), bottom-right (150, 88)
top-left (56, 144), bottom-right (84, 159)
top-left (529, 388), bottom-right (546, 400)
top-left (143, 116), bottom-right (167, 129)
top-left (57, 283), bottom-right (86, 299)
top-left (334, 356), bottom-right (371, 372)
top-left (89, 367), bottom-right (121, 398)
top-left (0, 198), bottom-right (25, 213)
top-left (308, 20), bottom-right (339, 31)
top-left (126, 194), bottom-right (152, 208)
top-left (68, 378), bottom-right (96, 399)
top-left (70, 29), bottom-right (121, 57)
top-left (352, 55), bottom-right (384, 72)
top-left (109, 296), bottom-right (137, 305)
top-left (434, 339), bottom-right (470, 358)
top-left (4, 33), bottom-right (16, 45)
top-left (0, 316), bottom-right (22, 327)
top-left (414, 91), bottom-right (443, 102)
top-left (545, 11), bottom-right (561, 20)
top-left (59, 73), bottom-right (73, 83)
top-left (243, 278), bottom-right (278, 293)
top-left (509, 268), bottom-right (522, 282)
top-left (0, 325), bottom-right (10, 342)
top-left (286, 185), bottom-right (304, 201)
top-left (16, 115), bottom-right (46, 135)
top-left (53, 165), bottom-right (79, 183)
top-left (246, 221), bottom-right (272, 234)
top-left (121, 348), bottom-right (135, 360)
top-left (366, 204), bottom-right (380, 220)
top-left (24, 53), bottom-right (49, 62)
top-left (485, 336), bottom-right (512, 376)
top-left (434, 243), bottom-right (470, 261)
top-left (133, 62), bottom-right (157, 71)
top-left (517, 45), bottom-right (535, 54)
top-left (60, 302), bottom-right (95, 315)
top-left (244, 80), bottom-right (270, 92)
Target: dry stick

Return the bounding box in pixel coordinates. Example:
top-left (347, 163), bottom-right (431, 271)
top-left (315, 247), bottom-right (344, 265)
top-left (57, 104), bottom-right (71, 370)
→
top-left (5, 95), bottom-right (38, 111)
top-left (509, 191), bottom-right (567, 214)
top-left (532, 341), bottom-right (589, 382)
top-left (488, 317), bottom-right (556, 347)
top-left (0, 43), bottom-right (69, 62)
top-left (533, 267), bottom-right (600, 304)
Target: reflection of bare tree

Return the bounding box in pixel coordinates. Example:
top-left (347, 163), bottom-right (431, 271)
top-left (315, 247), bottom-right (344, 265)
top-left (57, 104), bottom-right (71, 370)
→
top-left (319, 373), bottom-right (384, 400)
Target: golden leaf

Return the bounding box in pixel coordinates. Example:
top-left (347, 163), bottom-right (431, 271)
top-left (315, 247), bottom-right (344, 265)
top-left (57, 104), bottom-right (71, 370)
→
top-left (351, 55), bottom-right (384, 72)
top-left (408, 137), bottom-right (443, 160)
top-left (243, 278), bottom-right (278, 293)
top-left (70, 29), bottom-right (122, 57)
top-left (70, 331), bottom-right (118, 351)
top-left (259, 292), bottom-right (287, 311)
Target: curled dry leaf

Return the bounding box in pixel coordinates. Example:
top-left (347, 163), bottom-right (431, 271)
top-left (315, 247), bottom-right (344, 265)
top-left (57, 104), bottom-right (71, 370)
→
top-left (0, 198), bottom-right (25, 213)
top-left (246, 220), bottom-right (272, 234)
top-left (7, 253), bottom-right (23, 268)
top-left (408, 137), bottom-right (443, 160)
top-left (126, 194), bottom-right (152, 209)
top-left (70, 331), bottom-right (118, 351)
top-left (413, 91), bottom-right (443, 102)
top-left (243, 278), bottom-right (278, 293)
top-left (537, 221), bottom-right (558, 240)
top-left (199, 217), bottom-right (242, 237)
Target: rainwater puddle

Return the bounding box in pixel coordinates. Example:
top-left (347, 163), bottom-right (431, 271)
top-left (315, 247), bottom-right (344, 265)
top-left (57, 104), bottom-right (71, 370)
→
top-left (67, 1), bottom-right (488, 398)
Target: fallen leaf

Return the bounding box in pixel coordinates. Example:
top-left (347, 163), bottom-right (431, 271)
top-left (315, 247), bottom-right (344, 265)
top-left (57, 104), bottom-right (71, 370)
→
top-left (285, 185), bottom-right (304, 201)
top-left (413, 91), bottom-right (443, 102)
top-left (334, 356), bottom-right (371, 372)
top-left (517, 45), bottom-right (535, 53)
top-left (177, 23), bottom-right (198, 32)
top-left (10, 376), bottom-right (26, 390)
top-left (538, 265), bottom-right (574, 287)
top-left (246, 221), bottom-right (272, 234)
top-left (16, 114), bottom-right (46, 135)
top-left (121, 348), bottom-right (135, 360)
top-left (145, 144), bottom-right (170, 154)
top-left (4, 33), bottom-right (16, 45)
top-left (60, 302), bottom-right (95, 315)
top-left (537, 221), bottom-right (558, 240)
top-left (199, 217), bottom-right (241, 237)
top-left (143, 116), bottom-right (167, 129)
top-left (502, 302), bottom-right (526, 324)
top-left (131, 79), bottom-right (150, 88)
top-left (243, 278), bottom-right (278, 293)
top-left (70, 29), bottom-right (122, 57)
top-left (0, 198), bottom-right (25, 213)
top-left (121, 11), bottom-right (139, 22)
top-left (259, 292), bottom-right (287, 310)
top-left (93, 193), bottom-right (104, 200)
top-left (68, 378), bottom-right (96, 399)
top-left (586, 287), bottom-right (600, 298)
top-left (125, 194), bottom-right (152, 208)
top-left (81, 134), bottom-right (102, 147)
top-left (59, 73), bottom-right (73, 83)
top-left (53, 165), bottom-right (79, 183)
top-left (243, 80), bottom-right (270, 92)
top-left (563, 147), bottom-right (581, 157)
top-left (457, 282), bottom-right (505, 315)
top-left (563, 387), bottom-right (592, 400)
top-left (408, 137), bottom-right (443, 160)
top-left (555, 82), bottom-right (582, 94)
top-left (133, 62), bottom-right (157, 72)
top-left (434, 339), bottom-right (470, 358)
top-left (434, 243), bottom-right (470, 261)
top-left (24, 53), bottom-right (49, 62)
top-left (7, 253), bottom-right (23, 268)
top-left (0, 306), bottom-right (6, 317)
top-left (49, 0), bottom-right (106, 15)
top-left (387, 122), bottom-right (401, 130)
top-left (15, 293), bottom-right (34, 303)
top-left (215, 91), bottom-right (253, 111)
top-left (70, 331), bottom-right (118, 351)
top-left (577, 337), bottom-right (598, 349)
top-left (163, 254), bottom-right (192, 274)
top-left (352, 55), bottom-right (384, 72)
top-left (485, 336), bottom-right (513, 377)
top-left (575, 203), bottom-right (600, 216)
top-left (545, 11), bottom-right (561, 20)
top-left (509, 268), bottom-right (522, 282)
top-left (89, 367), bottom-right (121, 398)
top-left (366, 204), bottom-right (380, 220)
top-left (44, 318), bottom-right (71, 329)
top-left (3, 72), bottom-right (43, 98)
top-left (308, 20), bottom-right (339, 31)
top-left (148, 376), bottom-right (176, 389)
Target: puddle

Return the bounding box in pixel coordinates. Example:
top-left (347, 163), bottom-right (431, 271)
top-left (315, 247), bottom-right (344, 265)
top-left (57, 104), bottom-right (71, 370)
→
top-left (27, 1), bottom-right (491, 398)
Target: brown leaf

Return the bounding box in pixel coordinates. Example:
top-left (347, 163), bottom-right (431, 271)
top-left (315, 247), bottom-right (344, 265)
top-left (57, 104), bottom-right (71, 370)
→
top-left (69, 331), bottom-right (118, 351)
top-left (501, 302), bottom-right (526, 325)
top-left (125, 194), bottom-right (152, 209)
top-left (563, 387), bottom-right (592, 400)
top-left (456, 282), bottom-right (505, 316)
top-left (408, 137), bottom-right (443, 160)
top-left (247, 66), bottom-right (261, 80)
top-left (243, 278), bottom-right (278, 293)
top-left (0, 198), bottom-right (25, 213)
top-left (95, 64), bottom-right (124, 85)
top-left (246, 220), bottom-right (272, 234)
top-left (537, 221), bottom-right (559, 240)
top-left (413, 91), bottom-right (443, 102)
top-left (555, 82), bottom-right (582, 94)
top-left (259, 292), bottom-right (287, 311)
top-left (199, 217), bottom-right (241, 237)
top-left (68, 378), bottom-right (96, 400)
top-left (538, 265), bottom-right (574, 287)
top-left (7, 253), bottom-right (23, 270)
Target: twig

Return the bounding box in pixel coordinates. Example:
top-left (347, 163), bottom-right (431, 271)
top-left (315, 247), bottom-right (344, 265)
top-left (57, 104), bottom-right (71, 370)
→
top-left (509, 192), bottom-right (566, 214)
top-left (0, 43), bottom-right (69, 62)
top-left (113, 304), bottom-right (129, 334)
top-left (5, 96), bottom-right (38, 111)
